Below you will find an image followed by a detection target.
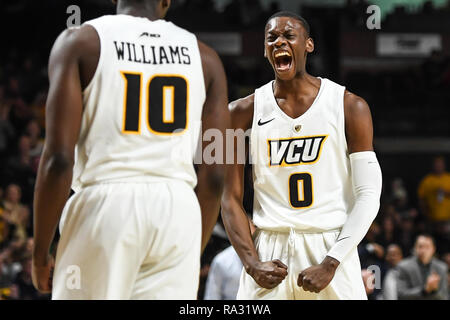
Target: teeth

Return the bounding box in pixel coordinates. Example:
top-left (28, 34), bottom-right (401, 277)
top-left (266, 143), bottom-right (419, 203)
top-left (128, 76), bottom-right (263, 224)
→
top-left (275, 51), bottom-right (291, 58)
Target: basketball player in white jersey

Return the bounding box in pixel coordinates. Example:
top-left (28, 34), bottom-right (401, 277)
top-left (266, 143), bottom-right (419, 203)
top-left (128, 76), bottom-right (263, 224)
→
top-left (31, 0), bottom-right (230, 299)
top-left (221, 12), bottom-right (382, 299)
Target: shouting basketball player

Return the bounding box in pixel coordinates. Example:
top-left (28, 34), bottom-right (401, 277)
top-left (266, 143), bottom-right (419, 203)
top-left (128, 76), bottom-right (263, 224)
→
top-left (32, 0), bottom-right (230, 299)
top-left (221, 12), bottom-right (382, 299)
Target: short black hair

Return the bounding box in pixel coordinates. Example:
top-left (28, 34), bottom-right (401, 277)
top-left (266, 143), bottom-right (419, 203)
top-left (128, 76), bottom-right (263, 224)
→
top-left (416, 233), bottom-right (436, 247)
top-left (266, 11), bottom-right (310, 37)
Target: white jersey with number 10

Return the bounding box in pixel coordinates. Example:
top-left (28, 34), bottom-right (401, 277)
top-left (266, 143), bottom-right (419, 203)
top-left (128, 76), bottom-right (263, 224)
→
top-left (72, 15), bottom-right (205, 192)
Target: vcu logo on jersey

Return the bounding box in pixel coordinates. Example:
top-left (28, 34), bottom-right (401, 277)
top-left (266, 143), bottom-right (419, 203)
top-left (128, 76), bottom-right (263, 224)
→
top-left (268, 135), bottom-right (328, 166)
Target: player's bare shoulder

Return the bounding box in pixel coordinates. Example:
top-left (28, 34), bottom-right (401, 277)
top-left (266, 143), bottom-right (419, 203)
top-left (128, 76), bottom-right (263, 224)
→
top-left (49, 25), bottom-right (99, 89)
top-left (343, 90), bottom-right (374, 152)
top-left (51, 25), bottom-right (98, 60)
top-left (197, 40), bottom-right (225, 89)
top-left (198, 40), bottom-right (220, 62)
top-left (229, 94), bottom-right (255, 130)
top-left (343, 90), bottom-right (372, 121)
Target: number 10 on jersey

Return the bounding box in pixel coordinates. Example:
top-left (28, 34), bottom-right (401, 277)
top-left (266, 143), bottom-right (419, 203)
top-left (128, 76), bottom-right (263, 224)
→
top-left (120, 72), bottom-right (188, 135)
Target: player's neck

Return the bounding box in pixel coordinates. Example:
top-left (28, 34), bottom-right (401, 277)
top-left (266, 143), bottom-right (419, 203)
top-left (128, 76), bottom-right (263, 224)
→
top-left (274, 72), bottom-right (316, 98)
top-left (116, 4), bottom-right (163, 21)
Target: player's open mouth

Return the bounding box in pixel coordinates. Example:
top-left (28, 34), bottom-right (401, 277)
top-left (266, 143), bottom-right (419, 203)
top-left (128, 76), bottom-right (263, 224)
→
top-left (274, 51), bottom-right (292, 72)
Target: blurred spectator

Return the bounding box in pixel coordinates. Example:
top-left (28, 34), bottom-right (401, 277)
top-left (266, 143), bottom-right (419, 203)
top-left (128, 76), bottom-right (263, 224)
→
top-left (359, 223), bottom-right (385, 299)
top-left (418, 156), bottom-right (450, 253)
top-left (396, 234), bottom-right (448, 300)
top-left (25, 119), bottom-right (43, 160)
top-left (0, 247), bottom-right (22, 289)
top-left (418, 156), bottom-right (450, 222)
top-left (380, 244), bottom-right (403, 300)
top-left (0, 237), bottom-right (47, 300)
top-left (12, 254), bottom-right (45, 300)
top-left (204, 216), bottom-right (256, 300)
top-left (376, 216), bottom-right (400, 248)
top-left (24, 237), bottom-right (33, 256)
top-left (443, 252), bottom-right (450, 293)
top-left (204, 246), bottom-right (243, 300)
top-left (9, 96), bottom-right (33, 134)
top-left (391, 178), bottom-right (407, 202)
top-left (390, 178), bottom-right (414, 218)
top-left (1, 184), bottom-right (29, 243)
top-left (0, 187), bottom-right (6, 246)
top-left (0, 215), bottom-right (13, 249)
top-left (359, 223), bottom-right (385, 269)
top-left (4, 136), bottom-right (36, 203)
top-left (381, 203), bottom-right (401, 226)
top-left (198, 218), bottom-right (231, 300)
top-left (29, 91), bottom-right (47, 130)
top-left (443, 252), bottom-right (450, 270)
top-left (397, 216), bottom-right (418, 257)
top-left (0, 91), bottom-right (16, 159)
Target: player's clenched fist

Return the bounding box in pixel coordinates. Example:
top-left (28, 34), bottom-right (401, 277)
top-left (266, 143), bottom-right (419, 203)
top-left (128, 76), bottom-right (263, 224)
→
top-left (247, 259), bottom-right (288, 289)
top-left (297, 256), bottom-right (339, 293)
top-left (32, 255), bottom-right (55, 293)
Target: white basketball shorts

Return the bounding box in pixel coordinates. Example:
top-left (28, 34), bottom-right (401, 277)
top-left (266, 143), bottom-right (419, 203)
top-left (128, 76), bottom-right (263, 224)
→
top-left (52, 180), bottom-right (201, 300)
top-left (237, 229), bottom-right (367, 300)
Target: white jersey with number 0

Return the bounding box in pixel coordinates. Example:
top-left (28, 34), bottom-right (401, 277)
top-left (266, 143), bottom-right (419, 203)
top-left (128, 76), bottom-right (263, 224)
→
top-left (73, 15), bottom-right (205, 192)
top-left (250, 78), bottom-right (355, 232)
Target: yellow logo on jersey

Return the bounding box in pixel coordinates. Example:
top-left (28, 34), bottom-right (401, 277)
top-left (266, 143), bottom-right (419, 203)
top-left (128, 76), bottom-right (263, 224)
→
top-left (268, 135), bottom-right (328, 166)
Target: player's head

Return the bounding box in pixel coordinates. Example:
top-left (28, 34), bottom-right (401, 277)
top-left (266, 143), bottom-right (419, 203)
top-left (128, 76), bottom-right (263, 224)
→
top-left (264, 11), bottom-right (313, 81)
top-left (113, 0), bottom-right (171, 19)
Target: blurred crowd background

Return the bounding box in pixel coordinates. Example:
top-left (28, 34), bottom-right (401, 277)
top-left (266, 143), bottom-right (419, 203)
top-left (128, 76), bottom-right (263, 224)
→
top-left (0, 0), bottom-right (449, 300)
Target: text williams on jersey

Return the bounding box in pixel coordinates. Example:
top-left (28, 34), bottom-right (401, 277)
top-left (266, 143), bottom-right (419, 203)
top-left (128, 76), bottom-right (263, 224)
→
top-left (114, 41), bottom-right (191, 65)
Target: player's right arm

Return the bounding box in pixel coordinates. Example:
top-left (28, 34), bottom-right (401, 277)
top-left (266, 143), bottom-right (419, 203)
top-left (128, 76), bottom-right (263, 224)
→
top-left (32, 25), bottom-right (99, 294)
top-left (221, 95), bottom-right (288, 290)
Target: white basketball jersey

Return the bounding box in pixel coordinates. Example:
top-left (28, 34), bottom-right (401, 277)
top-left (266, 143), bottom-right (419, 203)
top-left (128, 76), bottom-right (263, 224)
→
top-left (250, 78), bottom-right (355, 232)
top-left (72, 15), bottom-right (205, 192)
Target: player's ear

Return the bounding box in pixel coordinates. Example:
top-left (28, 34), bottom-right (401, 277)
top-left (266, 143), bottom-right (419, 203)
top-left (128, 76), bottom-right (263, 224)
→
top-left (159, 0), bottom-right (171, 18)
top-left (305, 37), bottom-right (314, 54)
top-left (162, 0), bottom-right (171, 10)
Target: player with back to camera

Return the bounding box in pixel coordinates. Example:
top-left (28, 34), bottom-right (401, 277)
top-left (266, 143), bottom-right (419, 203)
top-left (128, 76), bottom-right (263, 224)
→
top-left (221, 12), bottom-right (383, 299)
top-left (32, 0), bottom-right (230, 299)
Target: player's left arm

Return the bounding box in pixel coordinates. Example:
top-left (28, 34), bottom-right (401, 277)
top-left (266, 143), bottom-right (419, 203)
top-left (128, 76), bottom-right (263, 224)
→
top-left (196, 40), bottom-right (231, 253)
top-left (298, 91), bottom-right (382, 293)
top-left (32, 28), bottom-right (88, 293)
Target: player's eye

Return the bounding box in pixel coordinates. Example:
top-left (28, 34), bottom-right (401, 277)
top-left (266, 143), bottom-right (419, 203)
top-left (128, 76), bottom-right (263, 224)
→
top-left (267, 34), bottom-right (277, 41)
